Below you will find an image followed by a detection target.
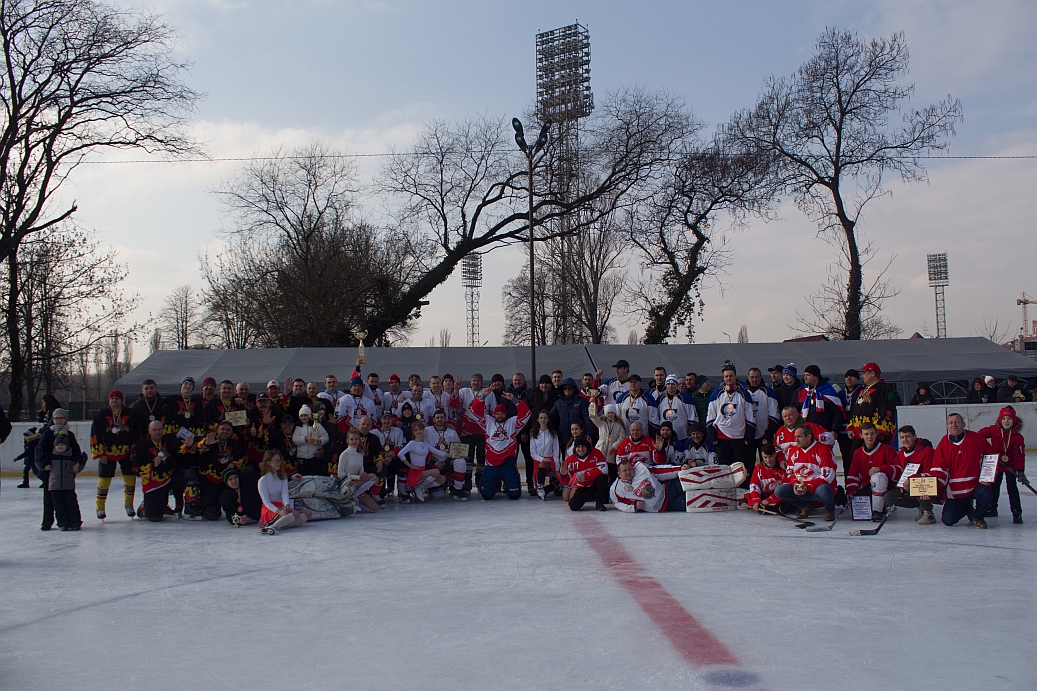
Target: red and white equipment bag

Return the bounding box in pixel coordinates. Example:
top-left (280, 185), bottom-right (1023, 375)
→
top-left (678, 462), bottom-right (746, 491)
top-left (685, 488), bottom-right (742, 512)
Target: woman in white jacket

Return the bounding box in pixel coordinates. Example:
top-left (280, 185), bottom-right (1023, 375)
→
top-left (293, 405), bottom-right (330, 475)
top-left (591, 403), bottom-right (628, 481)
top-left (528, 411), bottom-right (561, 499)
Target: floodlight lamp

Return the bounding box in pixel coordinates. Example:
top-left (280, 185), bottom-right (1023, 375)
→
top-left (515, 132), bottom-right (528, 152)
top-left (533, 120), bottom-right (552, 154)
top-left (512, 118), bottom-right (524, 135)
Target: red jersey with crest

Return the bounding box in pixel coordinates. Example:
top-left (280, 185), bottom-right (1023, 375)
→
top-left (845, 442), bottom-right (902, 495)
top-left (615, 436), bottom-right (662, 467)
top-left (562, 448), bottom-right (608, 488)
top-left (745, 463), bottom-right (786, 508)
top-left (784, 441), bottom-right (837, 493)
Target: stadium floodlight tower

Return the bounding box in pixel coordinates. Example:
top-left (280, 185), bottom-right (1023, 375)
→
top-left (927, 252), bottom-right (949, 338)
top-left (536, 22), bottom-right (592, 344)
top-left (462, 253), bottom-right (483, 348)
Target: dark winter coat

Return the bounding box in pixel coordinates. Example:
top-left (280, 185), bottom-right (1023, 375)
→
top-left (38, 427), bottom-right (84, 491)
top-left (965, 379), bottom-right (989, 404)
top-left (847, 380), bottom-right (902, 444)
top-left (524, 386), bottom-right (559, 434)
top-left (996, 382), bottom-right (1029, 403)
top-left (776, 378), bottom-right (803, 413)
top-left (549, 389), bottom-right (592, 451)
top-left (0, 404), bottom-right (11, 444)
top-left (689, 390), bottom-right (711, 426)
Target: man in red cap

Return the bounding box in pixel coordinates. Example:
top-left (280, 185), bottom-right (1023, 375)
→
top-left (846, 362), bottom-right (901, 447)
top-left (90, 390), bottom-right (144, 520)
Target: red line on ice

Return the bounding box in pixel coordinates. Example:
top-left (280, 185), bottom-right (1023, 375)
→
top-left (575, 515), bottom-right (739, 668)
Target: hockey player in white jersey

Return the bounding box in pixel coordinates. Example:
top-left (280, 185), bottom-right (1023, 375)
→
top-left (655, 374), bottom-right (698, 440)
top-left (616, 374), bottom-right (659, 435)
top-left (424, 410), bottom-right (469, 500)
top-left (705, 361), bottom-right (756, 483)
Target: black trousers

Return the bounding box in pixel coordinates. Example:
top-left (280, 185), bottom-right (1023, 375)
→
top-left (568, 474), bottom-right (610, 511)
top-left (461, 434), bottom-right (485, 491)
top-left (715, 438), bottom-right (754, 488)
top-left (520, 437), bottom-right (535, 492)
top-left (992, 471), bottom-right (1022, 514)
top-left (237, 466), bottom-right (263, 519)
top-left (143, 487), bottom-right (171, 522)
top-left (39, 471), bottom-right (55, 529)
top-left (51, 489), bottom-right (82, 528)
top-left (837, 434), bottom-right (855, 479)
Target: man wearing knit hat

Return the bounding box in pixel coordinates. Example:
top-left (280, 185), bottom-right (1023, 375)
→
top-left (90, 389), bottom-right (144, 520)
top-left (797, 365), bottom-right (844, 433)
top-left (776, 363), bottom-right (803, 412)
top-left (200, 377), bottom-right (218, 404)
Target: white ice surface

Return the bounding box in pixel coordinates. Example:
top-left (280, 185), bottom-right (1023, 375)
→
top-left (1, 477), bottom-right (1035, 691)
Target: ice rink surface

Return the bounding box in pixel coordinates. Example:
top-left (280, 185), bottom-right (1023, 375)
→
top-left (1, 477), bottom-right (1035, 691)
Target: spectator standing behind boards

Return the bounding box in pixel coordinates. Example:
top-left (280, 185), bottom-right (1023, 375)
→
top-left (910, 385), bottom-right (934, 406)
top-left (982, 376), bottom-right (998, 403)
top-left (978, 407), bottom-right (1026, 524)
top-left (966, 378), bottom-right (990, 404)
top-left (846, 362), bottom-right (902, 447)
top-left (996, 375), bottom-right (1030, 403)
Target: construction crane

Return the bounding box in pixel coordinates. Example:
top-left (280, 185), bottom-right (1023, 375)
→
top-left (1019, 293), bottom-right (1036, 336)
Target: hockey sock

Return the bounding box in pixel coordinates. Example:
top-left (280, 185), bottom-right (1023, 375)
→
top-left (452, 458), bottom-right (466, 490)
top-left (96, 476), bottom-right (112, 511)
top-left (294, 513), bottom-right (307, 527)
top-left (122, 474), bottom-right (136, 507)
top-left (537, 467), bottom-right (548, 484)
top-left (397, 472), bottom-right (409, 494)
top-left (870, 472), bottom-right (888, 513)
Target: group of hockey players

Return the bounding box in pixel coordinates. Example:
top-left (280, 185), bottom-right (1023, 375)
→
top-left (27, 355), bottom-right (1028, 532)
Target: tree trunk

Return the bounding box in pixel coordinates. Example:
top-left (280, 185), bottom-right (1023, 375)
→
top-left (5, 253), bottom-right (25, 420)
top-left (642, 273), bottom-right (699, 344)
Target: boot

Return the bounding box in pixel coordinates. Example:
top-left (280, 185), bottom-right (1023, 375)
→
top-left (975, 517), bottom-right (988, 529)
top-left (1013, 511), bottom-right (1023, 525)
top-left (917, 510), bottom-right (936, 525)
top-left (796, 506), bottom-right (811, 519)
top-left (17, 481), bottom-right (30, 488)
top-left (825, 511), bottom-right (836, 521)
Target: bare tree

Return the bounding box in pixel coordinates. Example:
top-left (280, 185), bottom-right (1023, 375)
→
top-left (794, 252), bottom-right (903, 340)
top-left (501, 260), bottom-right (553, 346)
top-left (975, 318), bottom-right (1012, 345)
top-left (737, 325), bottom-right (749, 343)
top-left (205, 141), bottom-right (420, 348)
top-left (159, 285), bottom-right (197, 350)
top-left (380, 89), bottom-right (693, 346)
top-left (728, 28), bottom-right (962, 340)
top-left (0, 0), bottom-right (200, 418)
top-left (438, 328), bottom-right (451, 347)
top-left (1, 225), bottom-right (142, 414)
top-left (629, 133), bottom-right (776, 343)
top-left (627, 329), bottom-right (640, 345)
top-left (149, 328), bottom-right (162, 354)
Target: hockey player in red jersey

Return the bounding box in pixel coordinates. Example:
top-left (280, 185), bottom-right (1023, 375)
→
top-left (893, 425), bottom-right (939, 525)
top-left (933, 413), bottom-right (995, 528)
top-left (978, 407), bottom-right (1026, 524)
top-left (560, 436), bottom-right (609, 511)
top-left (845, 422), bottom-right (904, 521)
top-left (745, 441), bottom-right (786, 513)
top-left (614, 422), bottom-right (660, 467)
top-left (773, 424), bottom-right (838, 520)
top-left (465, 389), bottom-right (530, 500)
top-left (773, 406), bottom-right (836, 456)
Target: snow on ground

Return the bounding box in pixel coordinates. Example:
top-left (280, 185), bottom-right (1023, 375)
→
top-left (1, 476), bottom-right (1035, 691)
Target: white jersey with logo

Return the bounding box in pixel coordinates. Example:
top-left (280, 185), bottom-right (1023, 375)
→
top-left (609, 463), bottom-right (681, 513)
top-left (616, 391), bottom-right (659, 434)
top-left (655, 393), bottom-right (698, 439)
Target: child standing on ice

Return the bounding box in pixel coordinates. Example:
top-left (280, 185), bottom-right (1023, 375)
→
top-left (258, 450), bottom-right (311, 535)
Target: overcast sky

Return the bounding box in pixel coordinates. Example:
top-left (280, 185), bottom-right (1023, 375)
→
top-left (67, 0), bottom-right (1037, 353)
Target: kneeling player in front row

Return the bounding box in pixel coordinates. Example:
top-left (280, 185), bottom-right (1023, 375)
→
top-left (609, 459), bottom-right (685, 512)
top-left (133, 420), bottom-right (178, 522)
top-left (892, 425), bottom-right (938, 525)
top-left (560, 436), bottom-right (609, 511)
top-left (745, 441), bottom-right (785, 513)
top-left (845, 422), bottom-right (903, 521)
top-left (773, 424), bottom-right (838, 521)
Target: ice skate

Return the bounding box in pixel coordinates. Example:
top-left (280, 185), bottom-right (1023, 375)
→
top-left (125, 505), bottom-right (136, 518)
top-left (537, 485), bottom-right (546, 499)
top-left (1013, 511), bottom-right (1023, 524)
top-left (261, 525), bottom-right (276, 535)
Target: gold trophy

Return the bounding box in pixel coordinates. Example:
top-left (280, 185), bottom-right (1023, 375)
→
top-left (355, 329), bottom-right (368, 365)
top-left (587, 388), bottom-right (601, 417)
top-left (793, 470), bottom-right (806, 494)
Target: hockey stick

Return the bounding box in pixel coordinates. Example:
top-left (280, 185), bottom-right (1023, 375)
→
top-left (848, 502), bottom-right (896, 536)
top-left (997, 459), bottom-right (1037, 497)
top-left (805, 504), bottom-right (847, 532)
top-left (756, 506), bottom-right (814, 528)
